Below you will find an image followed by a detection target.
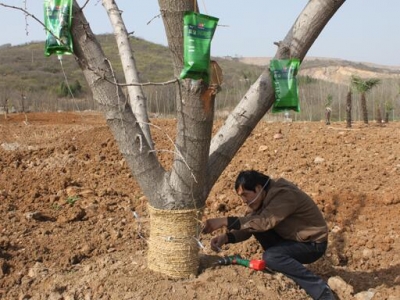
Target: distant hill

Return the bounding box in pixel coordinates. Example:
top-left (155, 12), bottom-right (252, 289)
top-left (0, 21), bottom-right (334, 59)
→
top-left (1, 36), bottom-right (399, 122)
top-left (0, 35), bottom-right (264, 98)
top-left (237, 57), bottom-right (400, 85)
top-left (2, 35), bottom-right (400, 97)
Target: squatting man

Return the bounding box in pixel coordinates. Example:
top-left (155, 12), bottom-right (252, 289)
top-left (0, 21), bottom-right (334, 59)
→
top-left (202, 170), bottom-right (335, 300)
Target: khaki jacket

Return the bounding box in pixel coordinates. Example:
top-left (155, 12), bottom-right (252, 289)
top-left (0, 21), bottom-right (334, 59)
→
top-left (230, 178), bottom-right (328, 244)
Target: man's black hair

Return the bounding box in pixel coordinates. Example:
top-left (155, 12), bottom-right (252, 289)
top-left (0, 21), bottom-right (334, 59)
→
top-left (234, 170), bottom-right (270, 192)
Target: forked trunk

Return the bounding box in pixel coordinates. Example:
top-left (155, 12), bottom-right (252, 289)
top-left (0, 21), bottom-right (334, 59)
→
top-left (71, 0), bottom-right (346, 279)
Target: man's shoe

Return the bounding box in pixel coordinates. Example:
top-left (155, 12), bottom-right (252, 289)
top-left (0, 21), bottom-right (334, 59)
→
top-left (318, 285), bottom-right (335, 300)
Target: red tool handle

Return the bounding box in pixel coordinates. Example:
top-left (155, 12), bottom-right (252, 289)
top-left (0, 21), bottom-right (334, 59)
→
top-left (249, 259), bottom-right (266, 271)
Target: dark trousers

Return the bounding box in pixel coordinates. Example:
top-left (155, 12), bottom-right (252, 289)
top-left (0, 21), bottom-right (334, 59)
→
top-left (254, 230), bottom-right (328, 300)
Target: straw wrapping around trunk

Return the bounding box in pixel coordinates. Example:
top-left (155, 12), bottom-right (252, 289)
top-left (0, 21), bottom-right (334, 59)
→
top-left (147, 205), bottom-right (203, 278)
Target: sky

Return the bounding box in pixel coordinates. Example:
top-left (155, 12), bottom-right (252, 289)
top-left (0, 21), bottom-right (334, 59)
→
top-left (0, 0), bottom-right (399, 67)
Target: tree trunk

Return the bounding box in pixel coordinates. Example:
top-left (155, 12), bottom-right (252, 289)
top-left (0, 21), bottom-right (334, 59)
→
top-left (325, 108), bottom-right (332, 125)
top-left (157, 0), bottom-right (212, 210)
top-left (346, 90), bottom-right (352, 128)
top-left (4, 98), bottom-right (8, 120)
top-left (70, 1), bottom-right (165, 205)
top-left (376, 107), bottom-right (382, 125)
top-left (361, 92), bottom-right (368, 124)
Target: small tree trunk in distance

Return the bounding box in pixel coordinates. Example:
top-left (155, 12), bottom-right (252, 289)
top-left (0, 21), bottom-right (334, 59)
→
top-left (361, 93), bottom-right (368, 124)
top-left (385, 112), bottom-right (389, 123)
top-left (325, 107), bottom-right (331, 125)
top-left (20, 93), bottom-right (25, 113)
top-left (4, 97), bottom-right (8, 120)
top-left (376, 107), bottom-right (382, 126)
top-left (346, 90), bottom-right (352, 128)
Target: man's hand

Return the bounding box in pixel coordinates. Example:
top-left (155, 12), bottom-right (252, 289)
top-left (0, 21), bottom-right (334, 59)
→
top-left (210, 234), bottom-right (228, 252)
top-left (202, 217), bottom-right (227, 234)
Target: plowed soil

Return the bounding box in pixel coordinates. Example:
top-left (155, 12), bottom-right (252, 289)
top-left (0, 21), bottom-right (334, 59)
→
top-left (0, 112), bottom-right (399, 300)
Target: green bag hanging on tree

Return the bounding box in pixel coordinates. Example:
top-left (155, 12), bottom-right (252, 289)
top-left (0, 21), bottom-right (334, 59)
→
top-left (44, 0), bottom-right (73, 57)
top-left (180, 12), bottom-right (219, 84)
top-left (269, 59), bottom-right (300, 113)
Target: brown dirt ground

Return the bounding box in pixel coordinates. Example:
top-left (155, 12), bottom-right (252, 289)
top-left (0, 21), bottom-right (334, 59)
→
top-left (0, 112), bottom-right (399, 300)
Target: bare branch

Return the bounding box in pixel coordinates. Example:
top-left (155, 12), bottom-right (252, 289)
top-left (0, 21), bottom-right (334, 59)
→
top-left (0, 2), bottom-right (70, 52)
top-left (146, 14), bottom-right (161, 26)
top-left (23, 0), bottom-right (29, 36)
top-left (0, 2), bottom-right (176, 91)
top-left (102, 0), bottom-right (154, 150)
top-left (81, 0), bottom-right (91, 11)
top-left (0, 3), bottom-right (47, 29)
top-left (108, 78), bottom-right (179, 87)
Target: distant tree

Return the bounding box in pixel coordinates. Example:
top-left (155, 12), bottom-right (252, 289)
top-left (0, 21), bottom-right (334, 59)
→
top-left (0, 85), bottom-right (11, 119)
top-left (73, 80), bottom-right (82, 95)
top-left (325, 94), bottom-right (333, 125)
top-left (385, 83), bottom-right (400, 123)
top-left (20, 92), bottom-right (26, 112)
top-left (58, 82), bottom-right (68, 97)
top-left (376, 105), bottom-right (382, 125)
top-left (384, 100), bottom-right (394, 123)
top-left (58, 80), bottom-right (83, 97)
top-left (3, 97), bottom-right (9, 119)
top-left (346, 89), bottom-right (352, 128)
top-left (351, 75), bottom-right (380, 124)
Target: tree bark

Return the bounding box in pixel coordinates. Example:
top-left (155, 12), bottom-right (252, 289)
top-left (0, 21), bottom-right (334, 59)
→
top-left (102, 0), bottom-right (153, 149)
top-left (71, 1), bottom-right (166, 204)
top-left (158, 0), bottom-right (214, 209)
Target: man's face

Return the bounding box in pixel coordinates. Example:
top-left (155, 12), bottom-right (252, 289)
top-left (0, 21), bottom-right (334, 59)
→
top-left (237, 184), bottom-right (264, 210)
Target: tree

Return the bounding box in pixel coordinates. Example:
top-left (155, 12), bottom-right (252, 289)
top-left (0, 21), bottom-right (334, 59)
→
top-left (325, 94), bottom-right (333, 125)
top-left (376, 105), bottom-right (382, 125)
top-left (346, 89), bottom-right (352, 128)
top-left (351, 75), bottom-right (381, 124)
top-left (384, 100), bottom-right (394, 123)
top-left (58, 80), bottom-right (83, 97)
top-left (1, 0), bottom-right (346, 278)
top-left (0, 85), bottom-right (11, 119)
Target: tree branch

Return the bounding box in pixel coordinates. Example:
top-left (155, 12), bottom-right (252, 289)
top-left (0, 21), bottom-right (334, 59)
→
top-left (102, 0), bottom-right (154, 150)
top-left (0, 3), bottom-right (46, 30)
top-left (207, 0), bottom-right (346, 191)
top-left (70, 0), bottom-right (166, 204)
